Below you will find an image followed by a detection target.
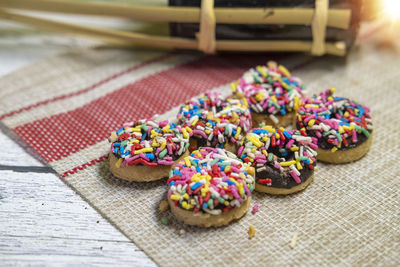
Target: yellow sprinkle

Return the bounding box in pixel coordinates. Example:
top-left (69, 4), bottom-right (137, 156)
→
top-left (256, 66), bottom-right (267, 77)
top-left (279, 65), bottom-right (291, 77)
top-left (182, 128), bottom-right (188, 139)
top-left (328, 96), bottom-right (334, 101)
top-left (194, 151), bottom-right (202, 158)
top-left (184, 157), bottom-right (191, 167)
top-left (331, 147), bottom-right (338, 153)
top-left (230, 82), bottom-right (237, 93)
top-left (131, 127), bottom-right (141, 132)
top-left (344, 111), bottom-right (350, 117)
top-left (162, 125), bottom-right (170, 133)
top-left (185, 126), bottom-right (192, 133)
top-left (182, 193), bottom-right (189, 200)
top-left (271, 95), bottom-right (278, 103)
top-left (205, 129), bottom-right (211, 135)
top-left (255, 92), bottom-right (264, 101)
top-left (280, 160), bottom-right (297, 167)
top-left (281, 81), bottom-right (289, 89)
top-left (238, 184), bottom-right (244, 196)
top-left (294, 96), bottom-right (301, 111)
top-left (247, 134), bottom-right (262, 147)
top-left (262, 125), bottom-right (275, 133)
top-left (151, 142), bottom-right (160, 147)
top-left (296, 161), bottom-right (303, 170)
top-left (308, 119), bottom-right (316, 127)
top-left (275, 133), bottom-right (280, 139)
top-left (330, 88), bottom-right (336, 93)
top-left (135, 147), bottom-right (153, 154)
top-left (225, 166), bottom-right (231, 172)
top-left (115, 158), bottom-right (123, 168)
top-left (160, 142), bottom-right (166, 151)
top-left (338, 127), bottom-right (344, 134)
top-left (224, 201), bottom-right (229, 206)
top-left (262, 150), bottom-right (268, 156)
top-left (234, 127), bottom-right (242, 139)
top-left (249, 226), bottom-right (256, 239)
top-left (191, 118), bottom-right (198, 126)
top-left (170, 195), bottom-right (180, 201)
top-left (290, 147), bottom-right (299, 151)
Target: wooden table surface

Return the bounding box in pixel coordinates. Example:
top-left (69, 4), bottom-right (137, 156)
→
top-left (0, 22), bottom-right (156, 266)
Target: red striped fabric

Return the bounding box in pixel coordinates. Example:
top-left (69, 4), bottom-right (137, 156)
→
top-left (0, 53), bottom-right (173, 121)
top-left (13, 54), bottom-right (278, 163)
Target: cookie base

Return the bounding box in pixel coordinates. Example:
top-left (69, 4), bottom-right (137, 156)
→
top-left (252, 112), bottom-right (294, 128)
top-left (255, 174), bottom-right (314, 195)
top-left (317, 133), bottom-right (373, 164)
top-left (109, 151), bottom-right (188, 182)
top-left (168, 197), bottom-right (251, 227)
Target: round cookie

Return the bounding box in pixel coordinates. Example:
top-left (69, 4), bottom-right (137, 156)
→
top-left (296, 88), bottom-right (373, 164)
top-left (238, 125), bottom-right (317, 195)
top-left (177, 92), bottom-right (251, 152)
top-left (167, 147), bottom-right (255, 227)
top-left (108, 119), bottom-right (190, 182)
top-left (231, 61), bottom-right (305, 127)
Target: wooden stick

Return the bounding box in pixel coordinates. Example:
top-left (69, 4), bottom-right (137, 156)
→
top-left (0, 8), bottom-right (197, 49)
top-left (0, 8), bottom-right (346, 56)
top-left (0, 0), bottom-right (351, 29)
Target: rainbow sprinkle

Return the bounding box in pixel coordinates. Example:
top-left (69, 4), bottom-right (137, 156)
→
top-left (238, 125), bottom-right (317, 187)
top-left (167, 147), bottom-right (255, 215)
top-left (177, 92), bottom-right (252, 148)
top-left (296, 88), bottom-right (373, 151)
top-left (231, 61), bottom-right (305, 121)
top-left (109, 119), bottom-right (190, 167)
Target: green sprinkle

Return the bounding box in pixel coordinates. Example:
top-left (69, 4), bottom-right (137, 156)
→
top-left (141, 124), bottom-right (148, 132)
top-left (298, 156), bottom-right (309, 161)
top-left (207, 199), bottom-right (213, 208)
top-left (185, 142), bottom-right (190, 150)
top-left (161, 217), bottom-right (169, 225)
top-left (335, 132), bottom-right (342, 143)
top-left (169, 169), bottom-right (173, 178)
top-left (225, 125), bottom-right (229, 135)
top-left (159, 149), bottom-right (168, 159)
top-left (268, 153), bottom-right (274, 161)
top-left (361, 128), bottom-right (370, 138)
top-left (218, 197), bottom-right (225, 204)
top-left (210, 158), bottom-right (219, 166)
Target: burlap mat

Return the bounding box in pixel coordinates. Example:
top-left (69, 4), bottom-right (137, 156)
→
top-left (1, 29), bottom-right (399, 265)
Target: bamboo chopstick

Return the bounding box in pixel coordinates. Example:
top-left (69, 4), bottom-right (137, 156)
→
top-left (0, 8), bottom-right (197, 49)
top-left (0, 8), bottom-right (346, 56)
top-left (0, 0), bottom-right (351, 29)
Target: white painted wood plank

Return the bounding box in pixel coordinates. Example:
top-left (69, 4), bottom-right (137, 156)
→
top-left (0, 170), bottom-right (156, 266)
top-left (0, 131), bottom-right (44, 167)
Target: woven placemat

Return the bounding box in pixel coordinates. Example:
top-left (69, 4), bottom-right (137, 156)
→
top-left (0, 33), bottom-right (399, 265)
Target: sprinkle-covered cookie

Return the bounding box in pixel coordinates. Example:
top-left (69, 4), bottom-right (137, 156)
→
top-left (238, 125), bottom-right (317, 194)
top-left (167, 147), bottom-right (255, 227)
top-left (231, 61), bottom-right (304, 127)
top-left (177, 92), bottom-right (252, 151)
top-left (108, 119), bottom-right (190, 181)
top-left (296, 88), bottom-right (373, 163)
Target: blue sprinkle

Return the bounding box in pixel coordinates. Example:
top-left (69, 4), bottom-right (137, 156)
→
top-left (226, 180), bottom-right (236, 186)
top-left (113, 148), bottom-right (118, 154)
top-left (142, 132), bottom-right (147, 140)
top-left (304, 160), bottom-right (310, 164)
top-left (116, 128), bottom-right (124, 135)
top-left (283, 130), bottom-right (292, 139)
top-left (202, 203), bottom-right (208, 208)
top-left (146, 153), bottom-right (154, 160)
top-left (119, 146), bottom-right (124, 154)
top-left (280, 108), bottom-right (286, 115)
top-left (191, 182), bottom-right (203, 190)
top-left (173, 170), bottom-right (183, 176)
top-left (196, 166), bottom-right (201, 172)
top-left (281, 152), bottom-right (289, 156)
top-left (252, 129), bottom-right (269, 135)
top-left (170, 181), bottom-right (175, 186)
top-left (113, 143), bottom-right (121, 147)
top-left (220, 165), bottom-right (225, 171)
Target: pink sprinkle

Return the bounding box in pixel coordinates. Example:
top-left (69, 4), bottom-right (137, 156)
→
top-left (158, 120), bottom-right (169, 127)
top-left (286, 139), bottom-right (295, 149)
top-left (290, 170), bottom-right (301, 184)
top-left (157, 160), bottom-right (174, 165)
top-left (252, 204), bottom-right (258, 214)
top-left (193, 129), bottom-right (208, 139)
top-left (274, 162), bottom-right (281, 169)
top-left (238, 146), bottom-right (244, 155)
